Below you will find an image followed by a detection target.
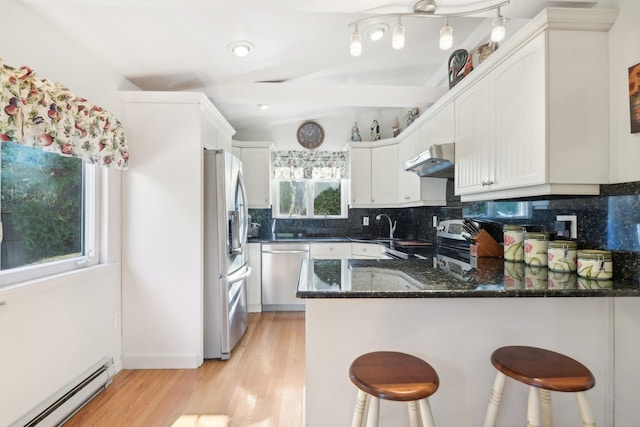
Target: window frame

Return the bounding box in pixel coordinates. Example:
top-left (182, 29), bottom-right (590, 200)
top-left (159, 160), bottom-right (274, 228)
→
top-left (272, 178), bottom-right (348, 219)
top-left (0, 160), bottom-right (100, 288)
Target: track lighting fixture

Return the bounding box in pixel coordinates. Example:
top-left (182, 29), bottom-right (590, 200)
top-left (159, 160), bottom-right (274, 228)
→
top-left (491, 7), bottom-right (507, 42)
top-left (392, 17), bottom-right (405, 49)
top-left (348, 0), bottom-right (509, 57)
top-left (439, 16), bottom-right (453, 50)
top-left (350, 24), bottom-right (362, 56)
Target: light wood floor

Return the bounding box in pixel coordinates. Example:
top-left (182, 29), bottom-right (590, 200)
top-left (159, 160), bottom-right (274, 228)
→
top-left (65, 312), bottom-right (305, 427)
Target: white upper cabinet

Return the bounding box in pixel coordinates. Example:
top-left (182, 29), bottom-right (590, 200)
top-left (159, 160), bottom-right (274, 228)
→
top-left (418, 102), bottom-right (455, 154)
top-left (232, 141), bottom-right (273, 208)
top-left (370, 144), bottom-right (399, 206)
top-left (452, 8), bottom-right (616, 201)
top-left (349, 147), bottom-right (372, 206)
top-left (349, 143), bottom-right (398, 207)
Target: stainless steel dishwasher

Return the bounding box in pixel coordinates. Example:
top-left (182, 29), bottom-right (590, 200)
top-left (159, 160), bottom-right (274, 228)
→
top-left (261, 242), bottom-right (309, 311)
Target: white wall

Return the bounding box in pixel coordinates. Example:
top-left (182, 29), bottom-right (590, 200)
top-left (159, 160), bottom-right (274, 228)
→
top-left (606, 0), bottom-right (640, 183)
top-left (0, 1), bottom-right (135, 424)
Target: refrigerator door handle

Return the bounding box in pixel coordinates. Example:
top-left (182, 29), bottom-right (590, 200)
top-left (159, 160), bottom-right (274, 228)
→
top-left (223, 265), bottom-right (252, 286)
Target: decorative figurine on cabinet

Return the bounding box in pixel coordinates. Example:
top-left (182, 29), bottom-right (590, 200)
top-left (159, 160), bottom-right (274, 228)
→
top-left (370, 120), bottom-right (380, 141)
top-left (351, 121), bottom-right (362, 142)
top-left (392, 116), bottom-right (401, 137)
top-left (406, 108), bottom-right (420, 127)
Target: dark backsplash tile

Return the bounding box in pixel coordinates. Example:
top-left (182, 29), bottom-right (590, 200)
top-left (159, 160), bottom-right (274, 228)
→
top-left (250, 180), bottom-right (640, 279)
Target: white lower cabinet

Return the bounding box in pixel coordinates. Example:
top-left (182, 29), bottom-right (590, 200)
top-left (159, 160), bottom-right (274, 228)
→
top-left (246, 242), bottom-right (262, 312)
top-left (351, 242), bottom-right (383, 259)
top-left (310, 242), bottom-right (352, 259)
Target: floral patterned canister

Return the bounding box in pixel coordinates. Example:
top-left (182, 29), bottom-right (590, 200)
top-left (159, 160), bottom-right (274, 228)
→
top-left (523, 232), bottom-right (550, 266)
top-left (577, 250), bottom-right (613, 280)
top-left (503, 225), bottom-right (526, 262)
top-left (503, 261), bottom-right (525, 289)
top-left (548, 271), bottom-right (578, 290)
top-left (524, 265), bottom-right (548, 290)
top-left (547, 240), bottom-right (578, 272)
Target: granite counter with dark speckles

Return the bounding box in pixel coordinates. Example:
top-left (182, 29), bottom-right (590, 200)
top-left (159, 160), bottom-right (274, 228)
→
top-left (297, 258), bottom-right (640, 298)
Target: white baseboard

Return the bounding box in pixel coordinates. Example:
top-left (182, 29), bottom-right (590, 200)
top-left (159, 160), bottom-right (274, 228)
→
top-left (122, 354), bottom-right (203, 369)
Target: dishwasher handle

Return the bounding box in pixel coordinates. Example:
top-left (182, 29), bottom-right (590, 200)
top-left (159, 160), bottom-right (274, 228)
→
top-left (262, 249), bottom-right (309, 254)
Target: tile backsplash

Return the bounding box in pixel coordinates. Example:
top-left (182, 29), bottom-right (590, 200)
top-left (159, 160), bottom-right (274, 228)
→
top-left (249, 180), bottom-right (640, 280)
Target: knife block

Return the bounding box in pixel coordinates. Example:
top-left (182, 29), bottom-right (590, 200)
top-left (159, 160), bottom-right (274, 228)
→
top-left (469, 230), bottom-right (503, 258)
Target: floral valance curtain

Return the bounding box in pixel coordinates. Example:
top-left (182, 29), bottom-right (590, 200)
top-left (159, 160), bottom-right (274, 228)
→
top-left (272, 150), bottom-right (347, 180)
top-left (0, 58), bottom-right (129, 169)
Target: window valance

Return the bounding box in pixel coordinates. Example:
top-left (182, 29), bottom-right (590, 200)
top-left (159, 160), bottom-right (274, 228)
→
top-left (0, 58), bottom-right (129, 169)
top-left (272, 150), bottom-right (347, 180)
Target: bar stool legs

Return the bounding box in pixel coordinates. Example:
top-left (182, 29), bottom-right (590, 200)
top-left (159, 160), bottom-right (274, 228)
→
top-left (484, 346), bottom-right (597, 427)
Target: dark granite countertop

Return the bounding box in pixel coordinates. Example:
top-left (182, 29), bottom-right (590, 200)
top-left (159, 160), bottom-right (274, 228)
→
top-left (297, 257), bottom-right (640, 298)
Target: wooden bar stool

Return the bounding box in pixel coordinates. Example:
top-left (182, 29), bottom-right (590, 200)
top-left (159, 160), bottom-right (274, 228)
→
top-left (349, 351), bottom-right (439, 427)
top-left (483, 346), bottom-right (597, 427)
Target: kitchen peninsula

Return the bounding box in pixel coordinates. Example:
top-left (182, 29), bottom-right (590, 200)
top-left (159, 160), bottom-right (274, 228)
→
top-left (298, 258), bottom-right (640, 426)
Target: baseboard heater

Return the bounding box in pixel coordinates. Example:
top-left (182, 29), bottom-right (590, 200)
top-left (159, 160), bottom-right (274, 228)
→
top-left (11, 358), bottom-right (113, 427)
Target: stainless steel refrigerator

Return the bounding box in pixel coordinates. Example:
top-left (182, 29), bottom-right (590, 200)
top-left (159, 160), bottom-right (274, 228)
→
top-left (204, 149), bottom-right (251, 360)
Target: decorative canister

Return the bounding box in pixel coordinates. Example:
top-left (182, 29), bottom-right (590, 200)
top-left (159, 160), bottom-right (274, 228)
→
top-left (524, 265), bottom-right (548, 290)
top-left (503, 225), bottom-right (526, 262)
top-left (577, 250), bottom-right (613, 280)
top-left (548, 271), bottom-right (578, 290)
top-left (523, 232), bottom-right (550, 266)
top-left (577, 277), bottom-right (613, 289)
top-left (547, 240), bottom-right (578, 272)
top-left (503, 261), bottom-right (525, 289)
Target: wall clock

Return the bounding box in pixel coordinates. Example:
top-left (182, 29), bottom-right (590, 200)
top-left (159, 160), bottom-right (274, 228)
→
top-left (296, 121), bottom-right (325, 149)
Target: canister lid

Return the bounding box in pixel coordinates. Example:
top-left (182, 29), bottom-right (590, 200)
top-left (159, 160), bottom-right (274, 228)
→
top-left (577, 249), bottom-right (612, 261)
top-left (503, 225), bottom-right (526, 232)
top-left (548, 240), bottom-right (577, 249)
top-left (523, 232), bottom-right (549, 240)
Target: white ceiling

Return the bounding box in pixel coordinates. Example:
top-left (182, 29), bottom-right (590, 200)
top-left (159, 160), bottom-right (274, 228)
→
top-left (18, 0), bottom-right (599, 132)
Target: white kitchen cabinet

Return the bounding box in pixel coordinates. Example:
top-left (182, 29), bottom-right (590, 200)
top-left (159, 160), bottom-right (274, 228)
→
top-left (349, 143), bottom-right (398, 207)
top-left (120, 91), bottom-right (235, 369)
top-left (398, 132), bottom-right (421, 203)
top-left (453, 10), bottom-right (614, 201)
top-left (371, 144), bottom-right (398, 205)
top-left (349, 147), bottom-right (372, 206)
top-left (310, 242), bottom-right (352, 259)
top-left (232, 141), bottom-right (273, 208)
top-left (351, 242), bottom-right (383, 259)
top-left (417, 101), bottom-right (455, 154)
top-left (454, 75), bottom-right (494, 196)
top-left (247, 242), bottom-right (262, 312)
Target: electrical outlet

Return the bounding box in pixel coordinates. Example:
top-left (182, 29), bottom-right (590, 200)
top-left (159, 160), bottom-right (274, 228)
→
top-left (556, 215), bottom-right (577, 239)
top-left (113, 312), bottom-right (122, 329)
top-left (363, 216), bottom-right (369, 226)
top-left (432, 215), bottom-right (438, 227)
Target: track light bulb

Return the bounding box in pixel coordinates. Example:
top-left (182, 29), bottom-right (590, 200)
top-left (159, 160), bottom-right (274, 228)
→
top-left (392, 17), bottom-right (405, 50)
top-left (350, 25), bottom-right (362, 56)
top-left (439, 18), bottom-right (453, 50)
top-left (491, 15), bottom-right (506, 42)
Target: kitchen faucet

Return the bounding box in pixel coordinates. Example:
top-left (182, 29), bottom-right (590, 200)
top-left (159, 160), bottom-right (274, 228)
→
top-left (376, 214), bottom-right (396, 240)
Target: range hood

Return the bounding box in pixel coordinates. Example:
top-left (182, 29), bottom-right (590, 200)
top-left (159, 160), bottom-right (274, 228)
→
top-left (403, 142), bottom-right (455, 178)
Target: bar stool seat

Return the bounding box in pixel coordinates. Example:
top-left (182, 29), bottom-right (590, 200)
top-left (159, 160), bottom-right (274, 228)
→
top-left (483, 346), bottom-right (597, 427)
top-left (349, 351), bottom-right (439, 427)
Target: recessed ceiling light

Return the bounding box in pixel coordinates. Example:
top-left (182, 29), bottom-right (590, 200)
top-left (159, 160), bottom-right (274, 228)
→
top-left (366, 24), bottom-right (389, 41)
top-left (258, 104), bottom-right (270, 110)
top-left (228, 41), bottom-right (254, 57)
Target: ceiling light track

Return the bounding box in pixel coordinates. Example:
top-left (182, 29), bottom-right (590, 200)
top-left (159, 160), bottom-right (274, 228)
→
top-left (349, 0), bottom-right (509, 55)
